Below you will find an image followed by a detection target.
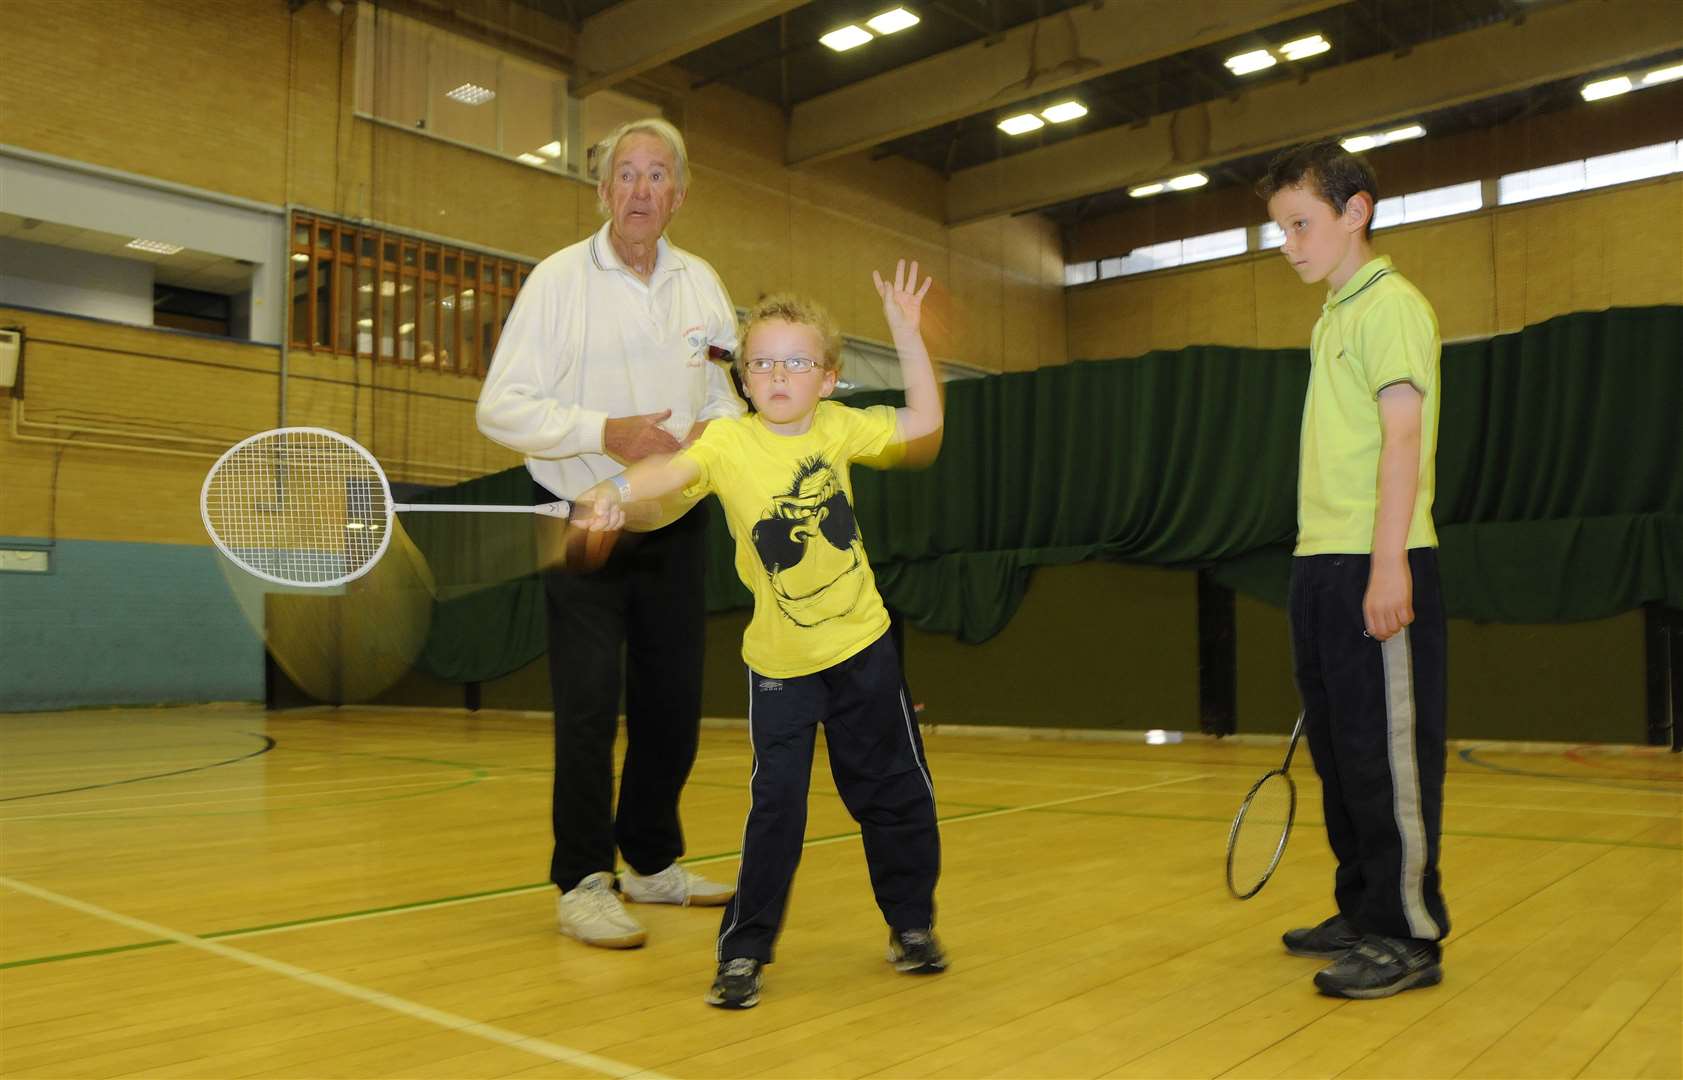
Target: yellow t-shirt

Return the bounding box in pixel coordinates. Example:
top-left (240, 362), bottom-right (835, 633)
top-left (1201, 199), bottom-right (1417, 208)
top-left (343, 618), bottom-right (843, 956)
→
top-left (1297, 256), bottom-right (1442, 556)
top-left (680, 401), bottom-right (900, 678)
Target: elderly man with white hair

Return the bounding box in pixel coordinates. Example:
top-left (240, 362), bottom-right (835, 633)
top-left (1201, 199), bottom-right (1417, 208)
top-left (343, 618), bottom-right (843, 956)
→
top-left (477, 118), bottom-right (744, 949)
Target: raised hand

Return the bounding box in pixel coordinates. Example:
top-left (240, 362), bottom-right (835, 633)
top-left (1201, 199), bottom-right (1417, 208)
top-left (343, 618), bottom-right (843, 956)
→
top-left (872, 259), bottom-right (933, 337)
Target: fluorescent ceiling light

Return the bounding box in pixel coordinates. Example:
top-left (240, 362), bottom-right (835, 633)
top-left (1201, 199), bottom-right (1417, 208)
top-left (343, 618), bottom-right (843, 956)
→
top-left (1341, 123), bottom-right (1425, 153)
top-left (997, 112), bottom-right (1045, 135)
top-left (127, 238), bottom-right (184, 255)
top-left (1580, 75), bottom-right (1632, 101)
top-left (1278, 34), bottom-right (1330, 61)
top-left (445, 82), bottom-right (495, 105)
top-left (356, 318), bottom-right (373, 328)
top-left (1128, 183), bottom-right (1164, 198)
top-left (536, 141), bottom-right (562, 158)
top-left (288, 251), bottom-right (310, 262)
top-left (1040, 100), bottom-right (1088, 123)
top-left (820, 24), bottom-right (872, 51)
top-left (398, 322), bottom-right (415, 334)
top-left (1643, 63), bottom-right (1683, 85)
top-left (866, 7), bottom-right (919, 34)
top-left (1167, 172), bottom-right (1208, 191)
top-left (516, 152), bottom-right (547, 166)
top-left (1224, 49), bottom-right (1276, 76)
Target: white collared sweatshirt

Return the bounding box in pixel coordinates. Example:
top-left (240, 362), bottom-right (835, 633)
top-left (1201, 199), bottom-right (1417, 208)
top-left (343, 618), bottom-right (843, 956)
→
top-left (476, 221), bottom-right (746, 498)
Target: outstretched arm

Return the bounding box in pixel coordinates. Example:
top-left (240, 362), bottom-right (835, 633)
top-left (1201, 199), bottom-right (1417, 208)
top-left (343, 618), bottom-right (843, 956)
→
top-left (575, 453), bottom-right (702, 532)
top-left (873, 259), bottom-right (943, 444)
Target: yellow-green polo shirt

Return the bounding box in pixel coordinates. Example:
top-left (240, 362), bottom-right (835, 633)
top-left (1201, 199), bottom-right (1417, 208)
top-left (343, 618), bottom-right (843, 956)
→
top-left (1296, 256), bottom-right (1442, 556)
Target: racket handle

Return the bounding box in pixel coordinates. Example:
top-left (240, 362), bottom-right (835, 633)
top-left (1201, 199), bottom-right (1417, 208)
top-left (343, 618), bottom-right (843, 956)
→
top-left (393, 501), bottom-right (571, 518)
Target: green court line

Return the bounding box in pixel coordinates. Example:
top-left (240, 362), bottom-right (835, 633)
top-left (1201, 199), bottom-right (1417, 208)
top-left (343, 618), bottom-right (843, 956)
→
top-left (0, 880), bottom-right (554, 971)
top-left (997, 803), bottom-right (1683, 850)
top-left (7, 793), bottom-right (1670, 972)
top-left (12, 774), bottom-right (492, 821)
top-left (682, 777), bottom-right (1001, 810)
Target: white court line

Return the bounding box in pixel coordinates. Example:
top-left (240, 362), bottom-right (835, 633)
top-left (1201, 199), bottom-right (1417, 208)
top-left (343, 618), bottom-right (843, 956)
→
top-left (0, 875), bottom-right (670, 1080)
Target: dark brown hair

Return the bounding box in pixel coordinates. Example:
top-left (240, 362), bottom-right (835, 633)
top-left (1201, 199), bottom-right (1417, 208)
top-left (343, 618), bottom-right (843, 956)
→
top-left (1256, 139), bottom-right (1379, 235)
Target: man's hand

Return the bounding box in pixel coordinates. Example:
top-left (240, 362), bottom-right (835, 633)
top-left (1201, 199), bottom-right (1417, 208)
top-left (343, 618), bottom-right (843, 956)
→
top-left (1363, 556), bottom-right (1414, 641)
top-left (603, 410), bottom-right (680, 463)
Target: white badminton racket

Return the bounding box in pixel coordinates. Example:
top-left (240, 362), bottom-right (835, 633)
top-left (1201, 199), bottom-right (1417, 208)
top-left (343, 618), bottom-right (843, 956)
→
top-left (201, 427), bottom-right (571, 588)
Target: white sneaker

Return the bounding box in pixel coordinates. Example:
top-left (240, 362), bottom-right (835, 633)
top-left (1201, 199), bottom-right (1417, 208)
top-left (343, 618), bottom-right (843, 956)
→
top-left (618, 863), bottom-right (736, 907)
top-left (556, 872), bottom-right (647, 948)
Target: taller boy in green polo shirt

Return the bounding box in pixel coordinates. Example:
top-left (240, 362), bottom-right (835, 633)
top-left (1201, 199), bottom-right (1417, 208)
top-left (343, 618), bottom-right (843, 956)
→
top-left (1258, 140), bottom-right (1450, 999)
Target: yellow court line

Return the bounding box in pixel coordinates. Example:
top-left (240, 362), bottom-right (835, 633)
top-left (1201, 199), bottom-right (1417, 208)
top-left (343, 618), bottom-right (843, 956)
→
top-left (0, 875), bottom-right (671, 1080)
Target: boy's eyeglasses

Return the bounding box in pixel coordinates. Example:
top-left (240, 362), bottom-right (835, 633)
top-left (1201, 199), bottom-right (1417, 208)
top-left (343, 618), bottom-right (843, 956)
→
top-left (743, 357), bottom-right (821, 374)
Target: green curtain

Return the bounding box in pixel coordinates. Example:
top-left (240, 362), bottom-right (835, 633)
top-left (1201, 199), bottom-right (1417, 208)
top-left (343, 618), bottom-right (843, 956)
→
top-left (407, 305), bottom-right (1683, 681)
top-left (400, 468), bottom-right (549, 682)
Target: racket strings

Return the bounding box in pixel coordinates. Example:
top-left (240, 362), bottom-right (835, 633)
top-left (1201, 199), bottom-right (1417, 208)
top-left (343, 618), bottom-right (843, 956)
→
top-left (204, 431), bottom-right (388, 585)
top-left (1228, 771), bottom-right (1295, 897)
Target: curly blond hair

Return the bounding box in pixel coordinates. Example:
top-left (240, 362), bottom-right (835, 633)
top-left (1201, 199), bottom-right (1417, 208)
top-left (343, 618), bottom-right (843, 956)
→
top-left (738, 293), bottom-right (844, 376)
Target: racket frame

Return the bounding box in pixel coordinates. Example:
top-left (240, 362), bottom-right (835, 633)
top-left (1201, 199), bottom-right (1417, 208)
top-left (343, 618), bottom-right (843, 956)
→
top-left (202, 426), bottom-right (572, 589)
top-left (1224, 710), bottom-right (1306, 900)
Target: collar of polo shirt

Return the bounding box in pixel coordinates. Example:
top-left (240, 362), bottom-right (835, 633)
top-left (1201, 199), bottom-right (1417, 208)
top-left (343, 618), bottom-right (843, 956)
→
top-left (590, 221), bottom-right (687, 279)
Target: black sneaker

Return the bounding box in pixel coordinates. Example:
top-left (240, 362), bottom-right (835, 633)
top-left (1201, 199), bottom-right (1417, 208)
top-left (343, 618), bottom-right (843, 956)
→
top-left (887, 928), bottom-right (948, 974)
top-left (1313, 934), bottom-right (1442, 999)
top-left (1282, 914), bottom-right (1361, 959)
top-left (705, 957), bottom-right (762, 1009)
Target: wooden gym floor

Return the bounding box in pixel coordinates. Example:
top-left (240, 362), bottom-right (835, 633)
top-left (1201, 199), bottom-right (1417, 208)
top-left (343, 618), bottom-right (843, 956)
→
top-left (1, 705), bottom-right (1678, 1079)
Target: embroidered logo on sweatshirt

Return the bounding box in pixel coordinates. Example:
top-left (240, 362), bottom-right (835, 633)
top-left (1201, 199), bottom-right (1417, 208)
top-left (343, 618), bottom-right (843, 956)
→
top-left (757, 679), bottom-right (784, 692)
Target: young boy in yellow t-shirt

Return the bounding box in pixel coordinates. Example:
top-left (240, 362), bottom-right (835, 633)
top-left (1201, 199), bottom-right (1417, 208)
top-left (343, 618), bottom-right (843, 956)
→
top-left (578, 260), bottom-right (945, 1009)
top-left (1259, 140), bottom-right (1450, 999)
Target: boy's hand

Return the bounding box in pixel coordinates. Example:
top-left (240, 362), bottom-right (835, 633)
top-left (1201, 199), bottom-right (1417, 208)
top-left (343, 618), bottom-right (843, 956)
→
top-left (1364, 557), bottom-right (1414, 641)
top-left (573, 483), bottom-right (626, 533)
top-left (873, 259), bottom-right (933, 336)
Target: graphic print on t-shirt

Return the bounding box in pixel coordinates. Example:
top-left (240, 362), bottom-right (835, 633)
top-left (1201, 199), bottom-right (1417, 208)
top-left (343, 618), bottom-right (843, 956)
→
top-left (749, 455), bottom-right (865, 627)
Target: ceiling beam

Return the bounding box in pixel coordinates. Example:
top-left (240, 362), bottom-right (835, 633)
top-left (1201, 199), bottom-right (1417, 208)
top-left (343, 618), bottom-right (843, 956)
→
top-left (947, 0), bottom-right (1683, 224)
top-left (573, 0), bottom-right (810, 97)
top-left (785, 0), bottom-right (1345, 166)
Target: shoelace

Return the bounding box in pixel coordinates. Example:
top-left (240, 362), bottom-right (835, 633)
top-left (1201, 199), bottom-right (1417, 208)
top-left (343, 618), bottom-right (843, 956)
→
top-left (899, 930), bottom-right (932, 948)
top-left (575, 880), bottom-right (630, 921)
top-left (720, 957), bottom-right (758, 977)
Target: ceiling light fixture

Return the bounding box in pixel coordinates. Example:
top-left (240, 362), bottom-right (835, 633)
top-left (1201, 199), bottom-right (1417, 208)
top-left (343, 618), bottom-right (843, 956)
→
top-left (516, 152), bottom-right (547, 166)
top-left (1340, 123), bottom-right (1427, 153)
top-left (536, 141), bottom-right (562, 158)
top-left (866, 7), bottom-right (920, 35)
top-left (820, 24), bottom-right (873, 51)
top-left (1580, 75), bottom-right (1632, 101)
top-left (1642, 63), bottom-right (1683, 85)
top-left (1040, 101), bottom-right (1088, 123)
top-left (129, 239), bottom-right (184, 255)
top-left (1166, 172), bottom-right (1209, 191)
top-left (445, 82), bottom-right (495, 105)
top-left (997, 112), bottom-right (1045, 135)
top-left (1278, 34), bottom-right (1330, 61)
top-left (1128, 183), bottom-right (1165, 198)
top-left (1224, 49), bottom-right (1276, 76)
